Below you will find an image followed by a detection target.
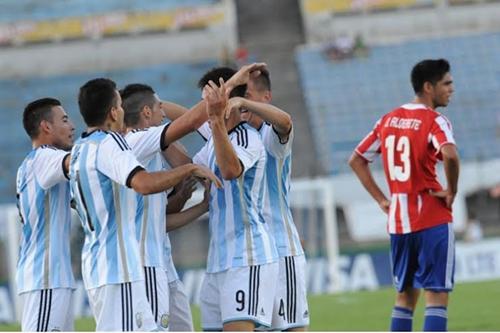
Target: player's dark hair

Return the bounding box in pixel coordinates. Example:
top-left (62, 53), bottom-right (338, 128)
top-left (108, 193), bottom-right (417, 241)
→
top-left (78, 78), bottom-right (118, 126)
top-left (251, 68), bottom-right (271, 92)
top-left (411, 59), bottom-right (450, 94)
top-left (198, 67), bottom-right (246, 98)
top-left (23, 98), bottom-right (61, 139)
top-left (120, 83), bottom-right (157, 127)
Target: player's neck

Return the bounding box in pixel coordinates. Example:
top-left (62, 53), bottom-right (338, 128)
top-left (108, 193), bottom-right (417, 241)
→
top-left (412, 96), bottom-right (435, 110)
top-left (31, 136), bottom-right (52, 149)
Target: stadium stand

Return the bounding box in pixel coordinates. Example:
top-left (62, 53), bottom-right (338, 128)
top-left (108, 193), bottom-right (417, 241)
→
top-left (0, 60), bottom-right (218, 203)
top-left (296, 32), bottom-right (500, 175)
top-left (0, 0), bottom-right (219, 23)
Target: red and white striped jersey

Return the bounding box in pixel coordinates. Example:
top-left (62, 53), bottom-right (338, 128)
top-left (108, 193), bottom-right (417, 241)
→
top-left (355, 103), bottom-right (456, 234)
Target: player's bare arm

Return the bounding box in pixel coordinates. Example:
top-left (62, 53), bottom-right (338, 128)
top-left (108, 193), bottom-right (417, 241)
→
top-left (225, 62), bottom-right (267, 93)
top-left (160, 100), bottom-right (189, 120)
top-left (130, 163), bottom-right (222, 195)
top-left (348, 152), bottom-right (391, 213)
top-left (226, 97), bottom-right (292, 138)
top-left (162, 141), bottom-right (192, 168)
top-left (206, 79), bottom-right (243, 179)
top-left (166, 177), bottom-right (198, 214)
top-left (430, 144), bottom-right (460, 208)
top-left (166, 182), bottom-right (209, 232)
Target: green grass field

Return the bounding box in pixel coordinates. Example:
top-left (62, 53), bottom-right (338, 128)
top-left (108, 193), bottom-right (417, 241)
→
top-left (1, 280), bottom-right (499, 331)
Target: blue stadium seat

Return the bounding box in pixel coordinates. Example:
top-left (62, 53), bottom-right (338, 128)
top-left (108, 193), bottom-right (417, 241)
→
top-left (296, 33), bottom-right (500, 175)
top-left (0, 60), bottom-right (218, 203)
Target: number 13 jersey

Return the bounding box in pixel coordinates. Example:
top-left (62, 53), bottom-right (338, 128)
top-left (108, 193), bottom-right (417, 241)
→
top-left (355, 103), bottom-right (456, 234)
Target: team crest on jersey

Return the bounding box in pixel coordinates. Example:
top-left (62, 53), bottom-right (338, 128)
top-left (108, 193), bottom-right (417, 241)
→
top-left (136, 312), bottom-right (143, 328)
top-left (160, 314), bottom-right (170, 328)
top-left (303, 310), bottom-right (309, 318)
top-left (260, 308), bottom-right (265, 316)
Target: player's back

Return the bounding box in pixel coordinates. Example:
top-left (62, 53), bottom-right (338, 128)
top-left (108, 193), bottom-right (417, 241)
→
top-left (357, 103), bottom-right (456, 233)
top-left (378, 103), bottom-right (453, 194)
top-left (125, 127), bottom-right (169, 269)
top-left (69, 130), bottom-right (143, 289)
top-left (16, 146), bottom-right (75, 293)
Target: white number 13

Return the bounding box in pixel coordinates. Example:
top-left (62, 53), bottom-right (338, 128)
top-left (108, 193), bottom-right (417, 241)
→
top-left (385, 135), bottom-right (411, 182)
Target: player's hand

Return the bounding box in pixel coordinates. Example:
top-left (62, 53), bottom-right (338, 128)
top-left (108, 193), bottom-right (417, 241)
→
top-left (225, 97), bottom-right (246, 119)
top-left (429, 189), bottom-right (456, 208)
top-left (226, 62), bottom-right (267, 94)
top-left (192, 165), bottom-right (223, 188)
top-left (378, 198), bottom-right (391, 214)
top-left (201, 180), bottom-right (210, 211)
top-left (177, 176), bottom-right (197, 202)
top-left (204, 78), bottom-right (228, 120)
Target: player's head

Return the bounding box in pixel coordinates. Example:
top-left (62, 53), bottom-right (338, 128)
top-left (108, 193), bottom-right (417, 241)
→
top-left (23, 97), bottom-right (74, 150)
top-left (242, 68), bottom-right (272, 126)
top-left (198, 67), bottom-right (246, 98)
top-left (120, 83), bottom-right (165, 128)
top-left (78, 78), bottom-right (124, 132)
top-left (411, 59), bottom-right (454, 108)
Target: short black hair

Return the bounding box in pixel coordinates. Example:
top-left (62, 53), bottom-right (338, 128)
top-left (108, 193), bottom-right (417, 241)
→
top-left (23, 97), bottom-right (61, 139)
top-left (120, 83), bottom-right (157, 127)
top-left (251, 68), bottom-right (271, 92)
top-left (198, 67), bottom-right (246, 98)
top-left (78, 78), bottom-right (118, 126)
top-left (411, 59), bottom-right (450, 94)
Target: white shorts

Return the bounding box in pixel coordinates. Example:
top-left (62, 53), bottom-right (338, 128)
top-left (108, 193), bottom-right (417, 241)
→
top-left (200, 262), bottom-right (279, 330)
top-left (168, 279), bottom-right (194, 331)
top-left (87, 281), bottom-right (157, 331)
top-left (144, 267), bottom-right (170, 331)
top-left (271, 255), bottom-right (310, 330)
top-left (21, 288), bottom-right (74, 332)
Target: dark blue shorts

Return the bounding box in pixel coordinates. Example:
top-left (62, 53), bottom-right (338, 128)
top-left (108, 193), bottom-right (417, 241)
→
top-left (390, 223), bottom-right (455, 293)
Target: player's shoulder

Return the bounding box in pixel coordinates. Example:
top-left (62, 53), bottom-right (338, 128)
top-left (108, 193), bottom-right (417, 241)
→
top-left (102, 130), bottom-right (131, 151)
top-left (230, 122), bottom-right (262, 148)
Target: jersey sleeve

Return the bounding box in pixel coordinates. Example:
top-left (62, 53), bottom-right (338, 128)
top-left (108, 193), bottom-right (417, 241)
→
top-left (232, 128), bottom-right (264, 173)
top-left (429, 115), bottom-right (456, 154)
top-left (260, 123), bottom-right (293, 159)
top-left (126, 124), bottom-right (169, 165)
top-left (98, 132), bottom-right (145, 188)
top-left (35, 148), bottom-right (70, 189)
top-left (355, 119), bottom-right (382, 162)
top-left (197, 122), bottom-right (212, 141)
top-left (193, 142), bottom-right (209, 168)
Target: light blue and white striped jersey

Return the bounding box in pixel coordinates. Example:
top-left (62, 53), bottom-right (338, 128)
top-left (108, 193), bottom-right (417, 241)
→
top-left (259, 124), bottom-right (304, 257)
top-left (69, 130), bottom-right (145, 290)
top-left (164, 234), bottom-right (179, 282)
top-left (16, 146), bottom-right (76, 294)
top-left (124, 124), bottom-right (169, 269)
top-left (193, 122), bottom-right (278, 273)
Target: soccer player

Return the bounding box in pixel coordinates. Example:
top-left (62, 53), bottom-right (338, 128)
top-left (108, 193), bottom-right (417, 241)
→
top-left (349, 59), bottom-right (460, 331)
top-left (70, 78), bottom-right (221, 331)
top-left (194, 72), bottom-right (279, 331)
top-left (225, 68), bottom-right (310, 331)
top-left (16, 98), bottom-right (76, 331)
top-left (120, 83), bottom-right (209, 331)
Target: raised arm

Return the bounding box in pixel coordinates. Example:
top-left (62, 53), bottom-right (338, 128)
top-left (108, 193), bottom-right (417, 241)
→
top-left (348, 152), bottom-right (390, 213)
top-left (227, 97), bottom-right (292, 137)
top-left (205, 80), bottom-right (243, 180)
top-left (160, 100), bottom-right (189, 121)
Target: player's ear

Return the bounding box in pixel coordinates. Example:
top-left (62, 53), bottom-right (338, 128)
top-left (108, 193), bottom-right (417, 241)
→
top-left (39, 119), bottom-right (52, 134)
top-left (263, 90), bottom-right (272, 103)
top-left (423, 81), bottom-right (434, 95)
top-left (141, 105), bottom-right (152, 119)
top-left (109, 105), bottom-right (119, 122)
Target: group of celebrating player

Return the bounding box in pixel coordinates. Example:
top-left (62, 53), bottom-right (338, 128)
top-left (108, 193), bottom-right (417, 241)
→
top-left (15, 57), bottom-right (459, 332)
